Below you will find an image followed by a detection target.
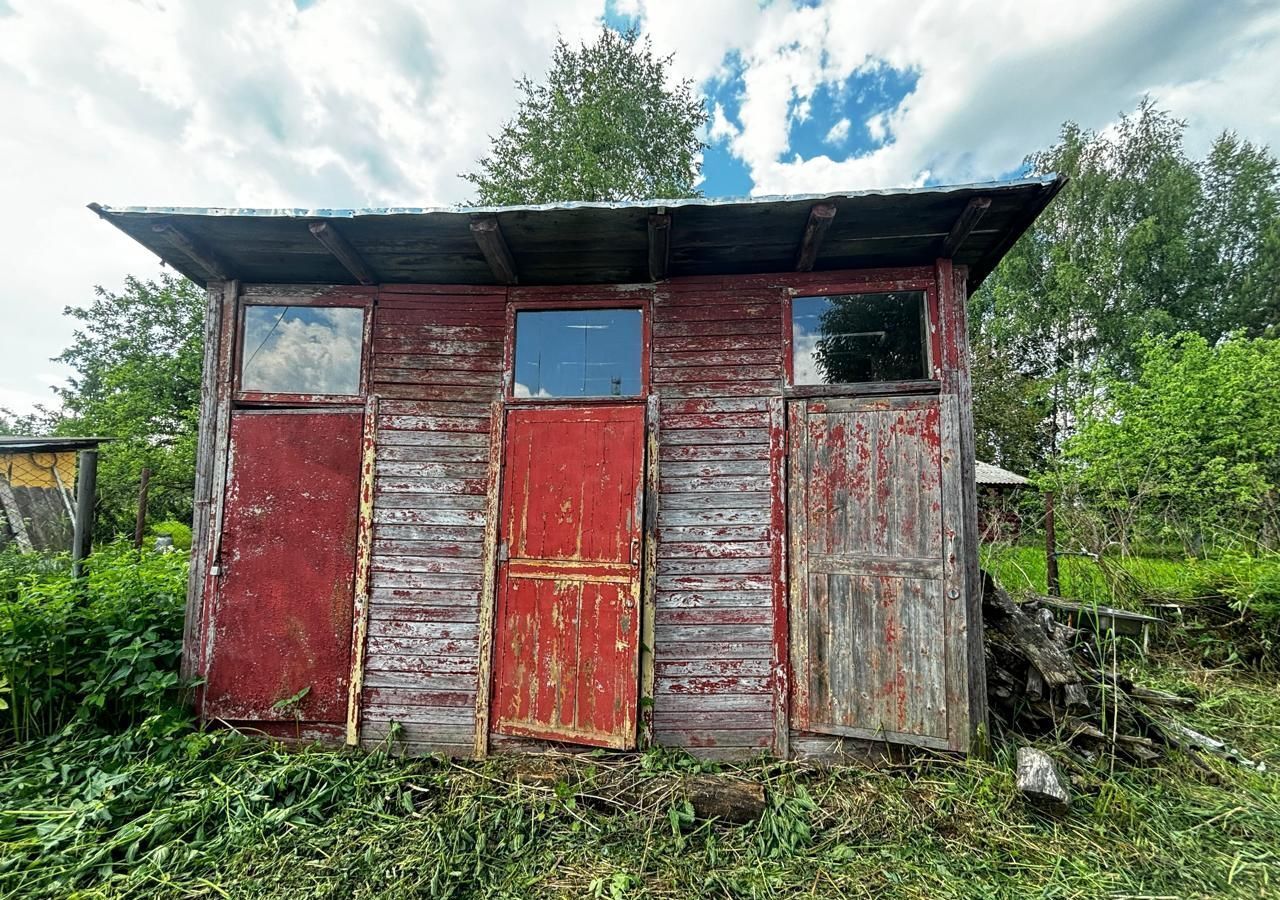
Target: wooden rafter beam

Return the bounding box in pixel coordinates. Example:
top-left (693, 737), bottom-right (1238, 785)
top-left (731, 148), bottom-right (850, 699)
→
top-left (151, 222), bottom-right (229, 280)
top-left (469, 216), bottom-right (518, 284)
top-left (309, 221), bottom-right (376, 285)
top-left (941, 197), bottom-right (991, 258)
top-left (648, 210), bottom-right (671, 282)
top-left (795, 202), bottom-right (837, 272)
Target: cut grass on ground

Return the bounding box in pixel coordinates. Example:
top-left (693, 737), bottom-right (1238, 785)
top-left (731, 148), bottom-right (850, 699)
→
top-left (2, 660), bottom-right (1278, 899)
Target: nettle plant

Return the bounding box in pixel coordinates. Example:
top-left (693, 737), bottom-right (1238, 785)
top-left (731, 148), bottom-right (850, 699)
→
top-left (0, 542), bottom-right (190, 742)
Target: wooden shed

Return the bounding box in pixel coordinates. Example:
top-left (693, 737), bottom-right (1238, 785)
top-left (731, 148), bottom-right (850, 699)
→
top-left (90, 176), bottom-right (1063, 759)
top-left (0, 436), bottom-right (104, 553)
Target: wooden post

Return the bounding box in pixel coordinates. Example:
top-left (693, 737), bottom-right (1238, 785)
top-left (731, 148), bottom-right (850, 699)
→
top-left (133, 467), bottom-right (151, 550)
top-left (71, 449), bottom-right (98, 578)
top-left (0, 475), bottom-right (32, 552)
top-left (1045, 490), bottom-right (1060, 597)
top-left (472, 398), bottom-right (507, 759)
top-left (345, 395), bottom-right (378, 746)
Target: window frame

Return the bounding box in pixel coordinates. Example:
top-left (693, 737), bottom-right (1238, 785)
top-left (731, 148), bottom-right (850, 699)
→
top-left (233, 293), bottom-right (373, 406)
top-left (503, 298), bottom-right (650, 405)
top-left (782, 277), bottom-right (941, 397)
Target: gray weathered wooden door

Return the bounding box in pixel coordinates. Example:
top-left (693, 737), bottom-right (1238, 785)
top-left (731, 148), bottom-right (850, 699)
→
top-left (788, 394), bottom-right (969, 751)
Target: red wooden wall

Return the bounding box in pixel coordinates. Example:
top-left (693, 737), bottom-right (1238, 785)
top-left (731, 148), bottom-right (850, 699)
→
top-left (197, 264), bottom-right (978, 759)
top-left (359, 286), bottom-right (505, 755)
top-left (649, 278), bottom-right (785, 755)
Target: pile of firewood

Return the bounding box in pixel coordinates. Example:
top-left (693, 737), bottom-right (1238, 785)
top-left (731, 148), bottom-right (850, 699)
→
top-left (982, 570), bottom-right (1262, 772)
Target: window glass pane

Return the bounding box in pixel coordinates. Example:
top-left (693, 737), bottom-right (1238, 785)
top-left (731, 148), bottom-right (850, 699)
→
top-left (514, 309), bottom-right (642, 398)
top-left (791, 291), bottom-right (927, 384)
top-left (240, 305), bottom-right (364, 395)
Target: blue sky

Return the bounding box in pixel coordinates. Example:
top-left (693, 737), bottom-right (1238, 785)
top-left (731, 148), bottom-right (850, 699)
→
top-left (1, 0), bottom-right (1278, 413)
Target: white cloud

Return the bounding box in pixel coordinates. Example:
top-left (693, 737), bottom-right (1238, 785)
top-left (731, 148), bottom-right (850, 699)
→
top-left (0, 0), bottom-right (602, 415)
top-left (512, 382), bottom-right (553, 399)
top-left (633, 0), bottom-right (1280, 193)
top-left (1, 0), bottom-right (1277, 415)
top-left (708, 102), bottom-right (739, 142)
top-left (824, 117), bottom-right (851, 146)
top-left (241, 307), bottom-right (365, 395)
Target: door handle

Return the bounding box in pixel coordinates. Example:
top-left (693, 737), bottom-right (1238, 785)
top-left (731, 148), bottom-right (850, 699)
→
top-left (629, 537), bottom-right (641, 567)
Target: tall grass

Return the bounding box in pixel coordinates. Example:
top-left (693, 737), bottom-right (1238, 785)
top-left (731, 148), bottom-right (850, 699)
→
top-left (0, 542), bottom-right (189, 743)
top-left (1, 547), bottom-right (1278, 897)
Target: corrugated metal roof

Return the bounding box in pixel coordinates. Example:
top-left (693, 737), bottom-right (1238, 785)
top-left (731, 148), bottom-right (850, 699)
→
top-left (89, 174), bottom-right (1064, 290)
top-left (975, 460), bottom-right (1031, 486)
top-left (0, 436), bottom-right (109, 453)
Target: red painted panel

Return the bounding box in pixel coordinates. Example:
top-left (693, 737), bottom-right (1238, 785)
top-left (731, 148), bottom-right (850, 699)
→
top-left (491, 404), bottom-right (645, 748)
top-left (204, 410), bottom-right (362, 723)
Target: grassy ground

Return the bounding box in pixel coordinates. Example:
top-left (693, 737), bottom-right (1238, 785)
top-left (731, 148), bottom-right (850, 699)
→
top-left (982, 543), bottom-right (1201, 608)
top-left (3, 546), bottom-right (1279, 898)
top-left (2, 659), bottom-right (1278, 898)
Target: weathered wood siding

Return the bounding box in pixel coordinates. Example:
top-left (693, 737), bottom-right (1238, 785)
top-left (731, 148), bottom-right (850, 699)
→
top-left (360, 286), bottom-right (505, 755)
top-left (650, 278), bottom-right (785, 755)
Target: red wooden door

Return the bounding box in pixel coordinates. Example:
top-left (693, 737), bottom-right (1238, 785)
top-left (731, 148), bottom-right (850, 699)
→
top-left (491, 404), bottom-right (646, 748)
top-left (203, 409), bottom-right (363, 723)
top-left (788, 395), bottom-right (969, 751)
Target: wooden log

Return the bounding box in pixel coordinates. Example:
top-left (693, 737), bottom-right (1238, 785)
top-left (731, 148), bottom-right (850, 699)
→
top-left (71, 449), bottom-right (98, 578)
top-left (982, 571), bottom-right (1082, 693)
top-left (682, 774), bottom-right (766, 824)
top-left (1016, 747), bottom-right (1071, 817)
top-left (151, 223), bottom-right (229, 280)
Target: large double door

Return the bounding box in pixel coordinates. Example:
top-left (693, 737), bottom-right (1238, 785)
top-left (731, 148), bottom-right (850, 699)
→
top-left (490, 404), bottom-right (646, 749)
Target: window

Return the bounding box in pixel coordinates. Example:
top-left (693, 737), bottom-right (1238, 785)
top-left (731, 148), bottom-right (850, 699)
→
top-left (513, 309), bottom-right (642, 398)
top-left (791, 291), bottom-right (927, 384)
top-left (239, 305), bottom-right (365, 396)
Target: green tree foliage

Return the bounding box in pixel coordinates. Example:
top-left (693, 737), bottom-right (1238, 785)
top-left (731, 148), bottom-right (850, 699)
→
top-left (969, 341), bottom-right (1051, 474)
top-left (1060, 333), bottom-right (1280, 549)
top-left (973, 100), bottom-right (1280, 467)
top-left (51, 274), bottom-right (204, 536)
top-left (463, 28), bottom-right (708, 204)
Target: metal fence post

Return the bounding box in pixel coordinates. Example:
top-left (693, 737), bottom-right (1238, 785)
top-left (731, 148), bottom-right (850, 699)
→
top-left (71, 449), bottom-right (99, 578)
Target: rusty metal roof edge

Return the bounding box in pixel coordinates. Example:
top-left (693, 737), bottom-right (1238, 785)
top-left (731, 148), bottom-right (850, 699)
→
top-left (0, 436), bottom-right (112, 451)
top-left (89, 174), bottom-right (1062, 221)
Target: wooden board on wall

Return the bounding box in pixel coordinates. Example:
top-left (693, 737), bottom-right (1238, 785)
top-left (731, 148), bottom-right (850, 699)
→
top-left (361, 288), bottom-right (506, 755)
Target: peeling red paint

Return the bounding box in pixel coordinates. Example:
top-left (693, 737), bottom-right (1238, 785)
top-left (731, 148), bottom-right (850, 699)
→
top-left (203, 409), bottom-right (363, 723)
top-left (490, 404), bottom-right (645, 749)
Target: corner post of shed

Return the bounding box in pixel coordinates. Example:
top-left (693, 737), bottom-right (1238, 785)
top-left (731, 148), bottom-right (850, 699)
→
top-left (936, 259), bottom-right (987, 749)
top-left (184, 279), bottom-right (239, 682)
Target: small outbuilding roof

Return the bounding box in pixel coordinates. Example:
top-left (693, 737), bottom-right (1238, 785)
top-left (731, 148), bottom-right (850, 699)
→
top-left (975, 460), bottom-right (1031, 487)
top-left (0, 436), bottom-right (109, 454)
top-left (89, 175), bottom-right (1064, 293)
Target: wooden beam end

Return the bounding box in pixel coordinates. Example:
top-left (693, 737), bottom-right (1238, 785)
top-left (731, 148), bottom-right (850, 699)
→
top-left (308, 220), bottom-right (376, 285)
top-left (941, 196), bottom-right (992, 258)
top-left (795, 202), bottom-right (838, 272)
top-left (470, 216), bottom-right (518, 284)
top-left (648, 212), bottom-right (672, 282)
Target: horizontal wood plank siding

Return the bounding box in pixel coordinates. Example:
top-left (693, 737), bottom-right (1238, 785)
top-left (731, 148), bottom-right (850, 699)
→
top-left (652, 279), bottom-right (784, 754)
top-left (362, 288), bottom-right (505, 754)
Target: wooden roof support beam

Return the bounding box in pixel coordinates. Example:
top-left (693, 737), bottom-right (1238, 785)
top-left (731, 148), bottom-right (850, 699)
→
top-left (151, 222), bottom-right (229, 280)
top-left (309, 221), bottom-right (376, 285)
top-left (470, 216), bottom-right (518, 284)
top-left (795, 202), bottom-right (836, 272)
top-left (648, 210), bottom-right (671, 281)
top-left (941, 197), bottom-right (991, 258)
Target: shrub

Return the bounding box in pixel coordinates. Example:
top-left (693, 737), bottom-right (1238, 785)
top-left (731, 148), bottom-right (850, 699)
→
top-left (0, 542), bottom-right (190, 742)
top-left (150, 519), bottom-right (193, 551)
